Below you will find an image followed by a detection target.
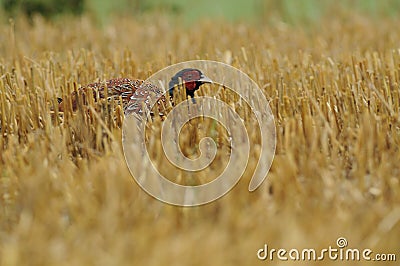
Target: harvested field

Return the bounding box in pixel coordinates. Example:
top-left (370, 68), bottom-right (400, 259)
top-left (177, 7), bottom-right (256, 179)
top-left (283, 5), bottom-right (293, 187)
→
top-left (0, 6), bottom-right (400, 265)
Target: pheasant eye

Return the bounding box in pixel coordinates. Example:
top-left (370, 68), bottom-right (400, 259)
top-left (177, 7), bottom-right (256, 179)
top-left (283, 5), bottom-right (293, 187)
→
top-left (183, 73), bottom-right (193, 81)
top-left (183, 70), bottom-right (201, 81)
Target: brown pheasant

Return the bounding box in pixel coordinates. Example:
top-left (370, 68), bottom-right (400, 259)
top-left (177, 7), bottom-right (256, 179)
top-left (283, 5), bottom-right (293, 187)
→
top-left (58, 68), bottom-right (212, 116)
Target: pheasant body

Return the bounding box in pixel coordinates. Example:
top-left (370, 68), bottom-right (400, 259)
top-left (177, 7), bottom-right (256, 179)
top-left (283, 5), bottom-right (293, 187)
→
top-left (58, 78), bottom-right (168, 116)
top-left (58, 69), bottom-right (211, 117)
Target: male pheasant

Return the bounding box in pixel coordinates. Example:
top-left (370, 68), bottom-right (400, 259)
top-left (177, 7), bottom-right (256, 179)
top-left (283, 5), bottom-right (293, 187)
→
top-left (58, 68), bottom-right (212, 116)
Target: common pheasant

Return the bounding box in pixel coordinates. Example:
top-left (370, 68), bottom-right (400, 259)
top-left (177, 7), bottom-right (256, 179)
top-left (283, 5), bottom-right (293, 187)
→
top-left (58, 68), bottom-right (212, 116)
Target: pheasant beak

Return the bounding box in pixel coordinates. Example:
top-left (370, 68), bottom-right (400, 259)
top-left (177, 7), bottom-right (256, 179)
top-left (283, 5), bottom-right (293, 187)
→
top-left (198, 75), bottom-right (213, 84)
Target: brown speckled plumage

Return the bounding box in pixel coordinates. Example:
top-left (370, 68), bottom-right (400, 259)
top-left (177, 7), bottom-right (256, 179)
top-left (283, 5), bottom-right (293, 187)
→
top-left (58, 69), bottom-right (211, 117)
top-left (58, 78), bottom-right (168, 116)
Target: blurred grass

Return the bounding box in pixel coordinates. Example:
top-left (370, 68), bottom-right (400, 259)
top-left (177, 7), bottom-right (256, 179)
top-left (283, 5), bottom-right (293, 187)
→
top-left (2, 0), bottom-right (400, 25)
top-left (85, 0), bottom-right (400, 24)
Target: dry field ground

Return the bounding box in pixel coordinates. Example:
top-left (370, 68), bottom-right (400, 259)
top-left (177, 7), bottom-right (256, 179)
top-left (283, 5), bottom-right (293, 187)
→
top-left (0, 13), bottom-right (400, 265)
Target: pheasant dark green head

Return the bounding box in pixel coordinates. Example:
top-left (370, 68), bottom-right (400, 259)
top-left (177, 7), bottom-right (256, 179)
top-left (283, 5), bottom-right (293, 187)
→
top-left (168, 68), bottom-right (212, 98)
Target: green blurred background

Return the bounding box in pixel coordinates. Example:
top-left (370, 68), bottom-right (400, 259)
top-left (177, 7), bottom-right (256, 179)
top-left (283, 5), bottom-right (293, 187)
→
top-left (2, 0), bottom-right (400, 24)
